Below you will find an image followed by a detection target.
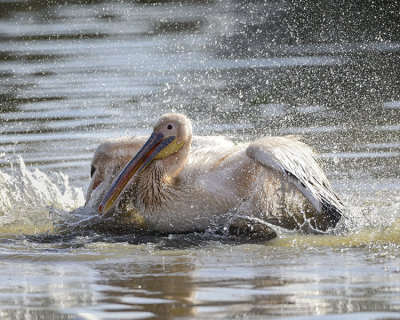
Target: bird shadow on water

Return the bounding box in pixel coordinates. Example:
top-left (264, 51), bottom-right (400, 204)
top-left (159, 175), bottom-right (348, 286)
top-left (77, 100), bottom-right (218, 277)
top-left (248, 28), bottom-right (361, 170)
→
top-left (25, 227), bottom-right (274, 251)
top-left (21, 199), bottom-right (400, 251)
top-left (25, 206), bottom-right (279, 250)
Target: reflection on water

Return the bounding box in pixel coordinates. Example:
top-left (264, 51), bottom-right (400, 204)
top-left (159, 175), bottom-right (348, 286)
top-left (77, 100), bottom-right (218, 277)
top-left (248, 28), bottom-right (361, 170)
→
top-left (0, 0), bottom-right (400, 319)
top-left (2, 241), bottom-right (400, 319)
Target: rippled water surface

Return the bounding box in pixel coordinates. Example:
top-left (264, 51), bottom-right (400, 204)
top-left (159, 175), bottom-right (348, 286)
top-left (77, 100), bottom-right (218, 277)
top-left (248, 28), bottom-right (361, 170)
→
top-left (1, 1), bottom-right (400, 319)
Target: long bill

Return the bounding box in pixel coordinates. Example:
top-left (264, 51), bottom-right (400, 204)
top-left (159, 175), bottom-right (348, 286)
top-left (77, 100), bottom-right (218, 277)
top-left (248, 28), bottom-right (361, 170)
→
top-left (99, 132), bottom-right (175, 216)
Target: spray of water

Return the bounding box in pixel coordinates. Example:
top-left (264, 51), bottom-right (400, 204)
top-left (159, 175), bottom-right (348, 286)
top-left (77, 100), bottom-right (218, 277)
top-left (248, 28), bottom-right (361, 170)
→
top-left (0, 156), bottom-right (84, 235)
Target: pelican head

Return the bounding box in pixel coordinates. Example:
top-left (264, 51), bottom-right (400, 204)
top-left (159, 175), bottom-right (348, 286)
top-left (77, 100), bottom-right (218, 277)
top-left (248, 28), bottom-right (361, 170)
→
top-left (99, 113), bottom-right (192, 216)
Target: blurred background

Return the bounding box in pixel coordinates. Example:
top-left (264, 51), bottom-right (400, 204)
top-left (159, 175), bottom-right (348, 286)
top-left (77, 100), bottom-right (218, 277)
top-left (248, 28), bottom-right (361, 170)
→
top-left (1, 0), bottom-right (399, 189)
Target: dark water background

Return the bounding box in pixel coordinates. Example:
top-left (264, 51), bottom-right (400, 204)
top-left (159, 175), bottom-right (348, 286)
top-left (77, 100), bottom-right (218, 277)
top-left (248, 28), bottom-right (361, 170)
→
top-left (0, 1), bottom-right (400, 319)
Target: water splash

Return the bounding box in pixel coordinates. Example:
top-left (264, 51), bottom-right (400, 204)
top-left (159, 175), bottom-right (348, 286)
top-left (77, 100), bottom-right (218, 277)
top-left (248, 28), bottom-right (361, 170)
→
top-left (0, 156), bottom-right (85, 235)
top-left (340, 191), bottom-right (400, 245)
top-left (273, 192), bottom-right (400, 247)
top-left (0, 156), bottom-right (398, 247)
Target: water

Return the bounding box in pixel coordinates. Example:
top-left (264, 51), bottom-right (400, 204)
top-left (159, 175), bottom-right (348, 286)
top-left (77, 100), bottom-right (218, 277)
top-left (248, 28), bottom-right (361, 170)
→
top-left (1, 0), bottom-right (400, 319)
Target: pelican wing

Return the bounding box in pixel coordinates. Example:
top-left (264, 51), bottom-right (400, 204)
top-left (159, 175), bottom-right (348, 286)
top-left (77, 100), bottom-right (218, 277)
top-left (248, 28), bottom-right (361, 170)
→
top-left (246, 136), bottom-right (343, 224)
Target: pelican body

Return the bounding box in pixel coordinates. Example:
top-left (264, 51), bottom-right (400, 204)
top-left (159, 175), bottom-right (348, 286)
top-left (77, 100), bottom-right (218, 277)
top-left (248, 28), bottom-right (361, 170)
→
top-left (86, 113), bottom-right (343, 233)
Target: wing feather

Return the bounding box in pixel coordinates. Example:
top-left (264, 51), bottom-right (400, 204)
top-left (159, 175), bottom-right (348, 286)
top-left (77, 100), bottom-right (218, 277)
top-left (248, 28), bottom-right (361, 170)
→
top-left (246, 136), bottom-right (343, 225)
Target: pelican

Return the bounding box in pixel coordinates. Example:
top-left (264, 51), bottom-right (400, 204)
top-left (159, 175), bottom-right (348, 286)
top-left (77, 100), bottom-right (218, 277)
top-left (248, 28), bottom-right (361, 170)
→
top-left (86, 113), bottom-right (343, 234)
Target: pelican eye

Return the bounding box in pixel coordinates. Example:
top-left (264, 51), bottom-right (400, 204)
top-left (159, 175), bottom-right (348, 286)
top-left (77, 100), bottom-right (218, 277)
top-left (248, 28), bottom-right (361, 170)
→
top-left (91, 165), bottom-right (96, 177)
top-left (167, 124), bottom-right (173, 130)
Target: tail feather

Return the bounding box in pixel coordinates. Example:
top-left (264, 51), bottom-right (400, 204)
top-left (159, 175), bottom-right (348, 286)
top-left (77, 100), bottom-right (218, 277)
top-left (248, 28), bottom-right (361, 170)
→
top-left (321, 196), bottom-right (343, 225)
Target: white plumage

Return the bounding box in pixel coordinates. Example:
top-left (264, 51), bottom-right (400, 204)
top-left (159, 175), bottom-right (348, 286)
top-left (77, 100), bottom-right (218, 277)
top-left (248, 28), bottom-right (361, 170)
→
top-left (86, 113), bottom-right (343, 233)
